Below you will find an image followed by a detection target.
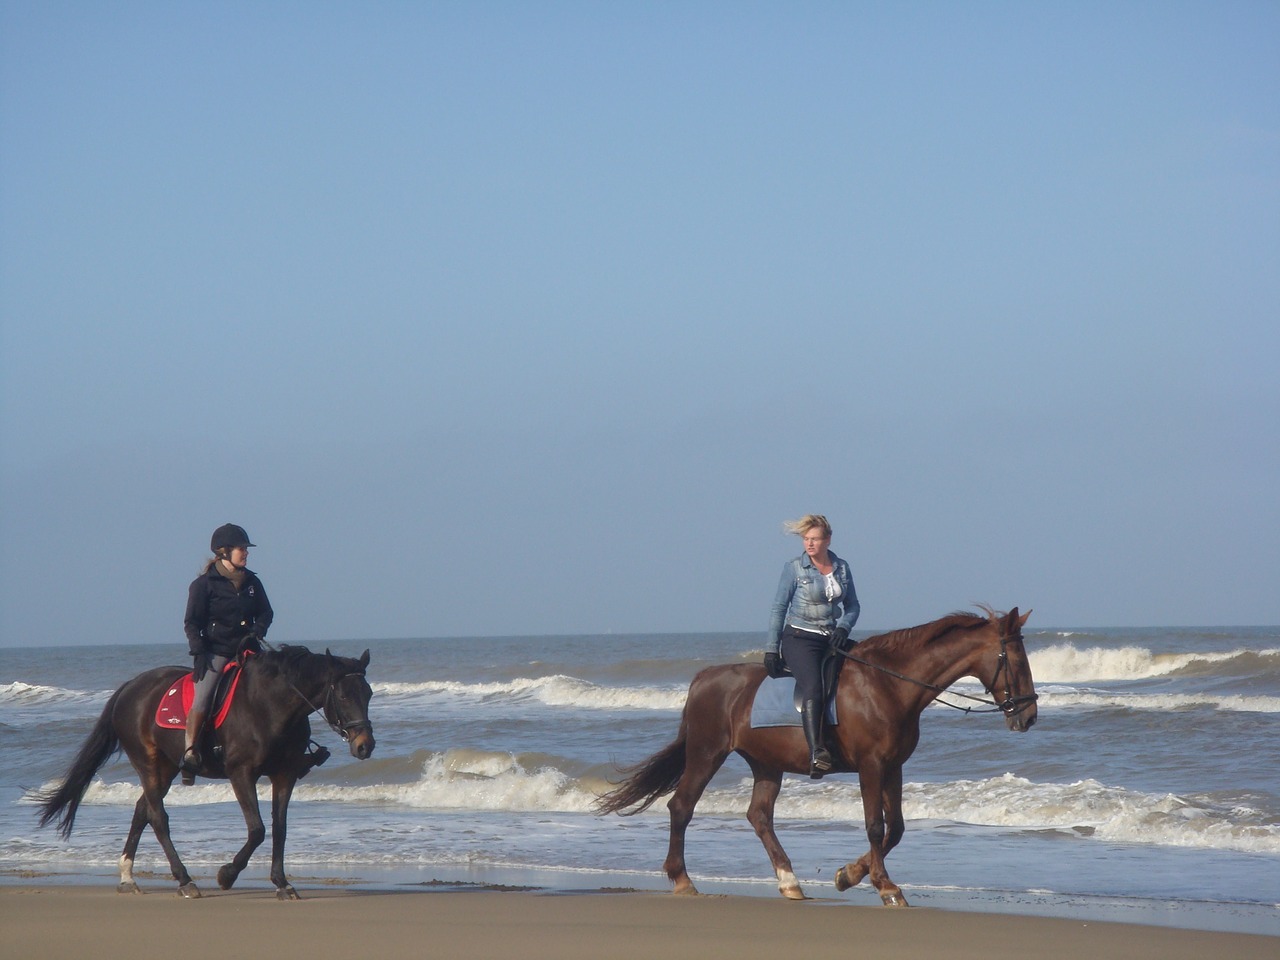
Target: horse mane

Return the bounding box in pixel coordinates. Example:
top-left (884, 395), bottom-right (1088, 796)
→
top-left (255, 644), bottom-right (323, 682)
top-left (859, 607), bottom-right (1000, 653)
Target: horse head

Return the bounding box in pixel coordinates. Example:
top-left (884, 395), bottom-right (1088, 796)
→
top-left (322, 648), bottom-right (376, 760)
top-left (983, 608), bottom-right (1037, 732)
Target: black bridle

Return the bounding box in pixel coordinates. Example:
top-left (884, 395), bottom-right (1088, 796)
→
top-left (290, 672), bottom-right (373, 742)
top-left (834, 630), bottom-right (1039, 717)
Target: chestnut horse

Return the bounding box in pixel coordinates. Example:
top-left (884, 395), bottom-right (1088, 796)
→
top-left (596, 607), bottom-right (1036, 905)
top-left (36, 645), bottom-right (375, 900)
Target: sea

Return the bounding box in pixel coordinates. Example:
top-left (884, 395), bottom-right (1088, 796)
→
top-left (2, 626), bottom-right (1278, 935)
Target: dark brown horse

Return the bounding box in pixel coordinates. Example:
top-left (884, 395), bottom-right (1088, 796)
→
top-left (596, 607), bottom-right (1036, 905)
top-left (36, 645), bottom-right (375, 900)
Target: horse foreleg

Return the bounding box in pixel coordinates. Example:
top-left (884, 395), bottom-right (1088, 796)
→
top-left (663, 747), bottom-right (728, 896)
top-left (217, 772), bottom-right (265, 891)
top-left (834, 765), bottom-right (908, 907)
top-left (117, 795), bottom-right (151, 894)
top-left (744, 764), bottom-right (804, 900)
top-left (268, 775), bottom-right (299, 900)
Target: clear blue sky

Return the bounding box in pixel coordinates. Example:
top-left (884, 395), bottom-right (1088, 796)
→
top-left (2, 2), bottom-right (1276, 647)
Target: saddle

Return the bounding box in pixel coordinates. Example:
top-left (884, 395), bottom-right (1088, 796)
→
top-left (749, 651), bottom-right (846, 729)
top-left (154, 659), bottom-right (247, 731)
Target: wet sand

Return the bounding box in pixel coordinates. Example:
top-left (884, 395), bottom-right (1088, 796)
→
top-left (2, 882), bottom-right (1275, 960)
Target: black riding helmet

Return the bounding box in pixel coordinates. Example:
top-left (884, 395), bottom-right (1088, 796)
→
top-left (210, 523), bottom-right (255, 552)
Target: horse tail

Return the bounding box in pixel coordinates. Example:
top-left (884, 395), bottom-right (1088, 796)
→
top-left (35, 687), bottom-right (123, 839)
top-left (594, 722), bottom-right (688, 816)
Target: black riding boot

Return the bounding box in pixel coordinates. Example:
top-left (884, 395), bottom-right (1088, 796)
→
top-left (801, 699), bottom-right (832, 779)
top-left (181, 708), bottom-right (206, 785)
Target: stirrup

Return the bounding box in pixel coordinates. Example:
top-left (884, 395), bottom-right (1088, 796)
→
top-left (180, 748), bottom-right (201, 784)
top-left (809, 749), bottom-right (832, 780)
top-left (306, 744), bottom-right (330, 767)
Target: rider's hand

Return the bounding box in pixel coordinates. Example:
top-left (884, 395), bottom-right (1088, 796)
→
top-left (833, 627), bottom-right (852, 652)
top-left (764, 652), bottom-right (787, 679)
top-left (192, 652), bottom-right (211, 683)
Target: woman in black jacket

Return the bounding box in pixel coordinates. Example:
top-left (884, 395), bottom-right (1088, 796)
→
top-left (180, 523), bottom-right (273, 779)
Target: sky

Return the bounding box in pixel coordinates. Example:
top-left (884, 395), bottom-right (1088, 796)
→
top-left (1, 2), bottom-right (1277, 647)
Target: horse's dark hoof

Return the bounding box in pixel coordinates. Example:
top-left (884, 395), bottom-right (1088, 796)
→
top-left (217, 865), bottom-right (238, 890)
top-left (178, 882), bottom-right (201, 899)
top-left (276, 884), bottom-right (300, 901)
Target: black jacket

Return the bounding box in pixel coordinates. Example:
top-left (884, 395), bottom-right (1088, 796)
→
top-left (183, 562), bottom-right (273, 657)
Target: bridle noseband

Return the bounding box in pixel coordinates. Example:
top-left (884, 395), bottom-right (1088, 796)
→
top-left (988, 633), bottom-right (1040, 718)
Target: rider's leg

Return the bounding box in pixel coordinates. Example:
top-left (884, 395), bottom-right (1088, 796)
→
top-left (182, 654), bottom-right (229, 779)
top-left (781, 631), bottom-right (832, 778)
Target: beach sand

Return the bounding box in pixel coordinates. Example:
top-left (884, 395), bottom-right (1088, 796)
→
top-left (2, 882), bottom-right (1275, 960)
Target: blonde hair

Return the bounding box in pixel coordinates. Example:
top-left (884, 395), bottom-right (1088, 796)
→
top-left (783, 514), bottom-right (831, 538)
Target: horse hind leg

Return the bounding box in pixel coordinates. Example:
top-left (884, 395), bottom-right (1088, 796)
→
top-left (663, 746), bottom-right (729, 895)
top-left (744, 763), bottom-right (804, 900)
top-left (138, 778), bottom-right (200, 898)
top-left (117, 795), bottom-right (150, 893)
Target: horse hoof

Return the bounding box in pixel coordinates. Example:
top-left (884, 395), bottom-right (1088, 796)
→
top-left (276, 885), bottom-right (300, 901)
top-left (880, 891), bottom-right (909, 907)
top-left (217, 866), bottom-right (238, 890)
top-left (116, 881), bottom-right (141, 895)
top-left (178, 882), bottom-right (201, 899)
top-left (671, 881), bottom-right (700, 896)
top-left (834, 867), bottom-right (852, 892)
top-left (780, 885), bottom-right (807, 901)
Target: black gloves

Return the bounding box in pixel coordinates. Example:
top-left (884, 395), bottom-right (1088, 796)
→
top-left (833, 627), bottom-right (853, 652)
top-left (192, 651), bottom-right (211, 683)
top-left (764, 651), bottom-right (788, 678)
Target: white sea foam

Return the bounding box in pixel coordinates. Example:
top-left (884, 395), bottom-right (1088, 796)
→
top-left (1032, 688), bottom-right (1280, 714)
top-left (0, 681), bottom-right (104, 708)
top-left (1029, 644), bottom-right (1280, 683)
top-left (24, 762), bottom-right (1280, 859)
top-left (375, 676), bottom-right (687, 711)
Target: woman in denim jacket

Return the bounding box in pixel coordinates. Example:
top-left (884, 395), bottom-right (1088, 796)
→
top-left (764, 514), bottom-right (860, 778)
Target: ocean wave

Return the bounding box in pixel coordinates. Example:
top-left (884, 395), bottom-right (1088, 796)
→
top-left (375, 676), bottom-right (687, 712)
top-left (0, 681), bottom-right (105, 708)
top-left (37, 760), bottom-right (1277, 859)
top-left (1029, 644), bottom-right (1280, 683)
top-left (1030, 688), bottom-right (1280, 714)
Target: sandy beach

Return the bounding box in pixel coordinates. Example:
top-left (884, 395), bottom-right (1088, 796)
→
top-left (2, 882), bottom-right (1275, 960)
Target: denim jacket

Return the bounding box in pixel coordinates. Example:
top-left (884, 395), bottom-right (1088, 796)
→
top-left (766, 551), bottom-right (859, 654)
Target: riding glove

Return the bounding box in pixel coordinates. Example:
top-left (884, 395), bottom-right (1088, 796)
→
top-left (192, 652), bottom-right (211, 683)
top-left (833, 627), bottom-right (853, 652)
top-left (764, 651), bottom-right (788, 679)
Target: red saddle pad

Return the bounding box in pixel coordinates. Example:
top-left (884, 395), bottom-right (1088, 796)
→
top-left (155, 661), bottom-right (245, 730)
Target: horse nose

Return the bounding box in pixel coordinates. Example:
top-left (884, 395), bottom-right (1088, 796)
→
top-left (350, 733), bottom-right (375, 760)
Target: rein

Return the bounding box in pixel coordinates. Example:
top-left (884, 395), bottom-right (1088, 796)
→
top-left (833, 632), bottom-right (1039, 717)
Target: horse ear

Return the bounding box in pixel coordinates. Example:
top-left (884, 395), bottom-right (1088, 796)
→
top-left (359, 649), bottom-right (370, 669)
top-left (1017, 608), bottom-right (1032, 628)
top-left (325, 648), bottom-right (334, 660)
top-left (1008, 607), bottom-right (1019, 622)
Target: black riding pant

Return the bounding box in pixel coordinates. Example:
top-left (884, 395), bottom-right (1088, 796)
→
top-left (781, 627), bottom-right (830, 703)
